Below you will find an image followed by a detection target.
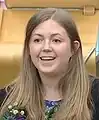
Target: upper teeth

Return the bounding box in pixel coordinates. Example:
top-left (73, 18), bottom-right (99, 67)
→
top-left (40, 56), bottom-right (55, 60)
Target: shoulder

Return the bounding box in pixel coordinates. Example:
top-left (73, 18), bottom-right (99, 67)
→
top-left (0, 83), bottom-right (16, 107)
top-left (89, 74), bottom-right (99, 98)
top-left (90, 75), bottom-right (99, 120)
top-left (91, 75), bottom-right (99, 101)
top-left (0, 88), bottom-right (7, 107)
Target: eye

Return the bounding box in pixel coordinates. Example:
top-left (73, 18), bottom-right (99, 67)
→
top-left (33, 39), bottom-right (42, 43)
top-left (52, 39), bottom-right (61, 43)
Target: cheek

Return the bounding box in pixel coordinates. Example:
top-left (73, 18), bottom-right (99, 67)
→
top-left (29, 47), bottom-right (39, 68)
top-left (57, 44), bottom-right (72, 59)
top-left (60, 51), bottom-right (72, 65)
top-left (29, 44), bottom-right (41, 57)
top-left (29, 45), bottom-right (42, 68)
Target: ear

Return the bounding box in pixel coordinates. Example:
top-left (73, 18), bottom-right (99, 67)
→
top-left (71, 41), bottom-right (80, 55)
top-left (73, 41), bottom-right (80, 51)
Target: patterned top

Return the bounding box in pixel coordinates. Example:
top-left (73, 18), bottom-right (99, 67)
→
top-left (0, 90), bottom-right (61, 120)
top-left (45, 100), bottom-right (61, 120)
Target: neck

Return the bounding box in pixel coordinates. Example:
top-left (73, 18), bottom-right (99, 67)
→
top-left (39, 72), bottom-right (64, 101)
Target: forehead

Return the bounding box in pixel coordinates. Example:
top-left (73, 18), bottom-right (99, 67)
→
top-left (32, 19), bottom-right (68, 35)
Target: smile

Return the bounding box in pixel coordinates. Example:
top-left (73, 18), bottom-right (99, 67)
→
top-left (40, 56), bottom-right (56, 61)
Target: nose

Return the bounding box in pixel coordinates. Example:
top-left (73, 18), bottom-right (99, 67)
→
top-left (42, 40), bottom-right (52, 52)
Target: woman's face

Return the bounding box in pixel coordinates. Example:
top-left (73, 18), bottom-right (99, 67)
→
top-left (29, 19), bottom-right (73, 75)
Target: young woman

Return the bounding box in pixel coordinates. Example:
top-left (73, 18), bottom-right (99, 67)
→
top-left (0, 8), bottom-right (99, 120)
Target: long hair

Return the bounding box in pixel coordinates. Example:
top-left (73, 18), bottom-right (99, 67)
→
top-left (0, 8), bottom-right (93, 120)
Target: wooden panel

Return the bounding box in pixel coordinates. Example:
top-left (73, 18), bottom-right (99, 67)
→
top-left (86, 51), bottom-right (96, 76)
top-left (5, 0), bottom-right (99, 8)
top-left (0, 10), bottom-right (38, 44)
top-left (0, 56), bottom-right (21, 88)
top-left (0, 43), bottom-right (22, 88)
top-left (0, 43), bottom-right (23, 59)
top-left (72, 11), bottom-right (99, 44)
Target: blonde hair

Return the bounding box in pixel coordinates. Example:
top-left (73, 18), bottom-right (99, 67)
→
top-left (0, 8), bottom-right (93, 120)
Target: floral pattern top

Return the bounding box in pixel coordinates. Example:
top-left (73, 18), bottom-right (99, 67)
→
top-left (0, 89), bottom-right (61, 120)
top-left (45, 100), bottom-right (61, 120)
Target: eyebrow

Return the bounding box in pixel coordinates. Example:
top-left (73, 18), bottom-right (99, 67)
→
top-left (32, 33), bottom-right (62, 37)
top-left (32, 33), bottom-right (43, 37)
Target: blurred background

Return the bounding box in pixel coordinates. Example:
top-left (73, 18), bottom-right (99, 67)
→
top-left (0, 0), bottom-right (99, 88)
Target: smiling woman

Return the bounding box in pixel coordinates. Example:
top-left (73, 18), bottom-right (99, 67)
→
top-left (0, 8), bottom-right (99, 120)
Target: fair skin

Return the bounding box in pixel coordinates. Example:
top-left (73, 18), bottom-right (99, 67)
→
top-left (29, 19), bottom-right (80, 100)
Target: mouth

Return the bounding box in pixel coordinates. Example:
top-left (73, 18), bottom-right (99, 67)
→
top-left (40, 56), bottom-right (56, 61)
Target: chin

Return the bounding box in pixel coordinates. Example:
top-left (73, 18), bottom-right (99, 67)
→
top-left (39, 67), bottom-right (57, 74)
